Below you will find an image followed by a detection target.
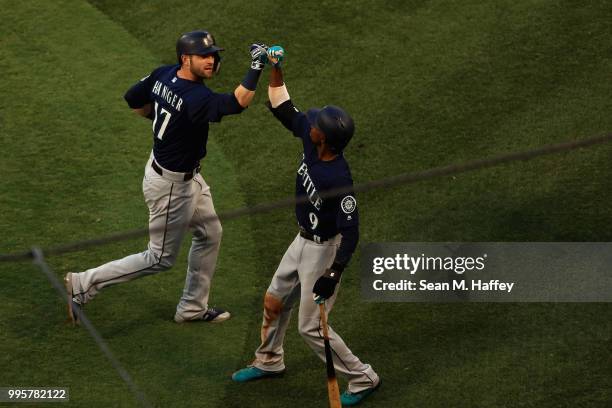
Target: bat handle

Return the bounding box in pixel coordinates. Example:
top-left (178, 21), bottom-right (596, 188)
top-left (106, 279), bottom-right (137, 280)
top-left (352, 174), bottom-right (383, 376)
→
top-left (319, 303), bottom-right (330, 339)
top-left (319, 302), bottom-right (342, 408)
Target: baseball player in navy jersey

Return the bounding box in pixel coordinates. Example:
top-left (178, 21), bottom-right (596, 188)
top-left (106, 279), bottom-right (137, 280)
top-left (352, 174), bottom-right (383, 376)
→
top-left (232, 47), bottom-right (380, 406)
top-left (64, 31), bottom-right (269, 324)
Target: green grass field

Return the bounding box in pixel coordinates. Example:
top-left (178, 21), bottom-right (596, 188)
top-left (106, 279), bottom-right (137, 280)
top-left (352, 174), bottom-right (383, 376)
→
top-left (1, 0), bottom-right (611, 407)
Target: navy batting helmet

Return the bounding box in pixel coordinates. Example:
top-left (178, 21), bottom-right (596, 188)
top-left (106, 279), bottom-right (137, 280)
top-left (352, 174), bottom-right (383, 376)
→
top-left (306, 105), bottom-right (355, 153)
top-left (176, 30), bottom-right (224, 72)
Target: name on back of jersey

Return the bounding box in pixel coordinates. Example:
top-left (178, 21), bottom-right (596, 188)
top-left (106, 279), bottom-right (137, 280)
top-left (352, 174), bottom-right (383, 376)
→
top-left (297, 162), bottom-right (323, 210)
top-left (152, 80), bottom-right (183, 112)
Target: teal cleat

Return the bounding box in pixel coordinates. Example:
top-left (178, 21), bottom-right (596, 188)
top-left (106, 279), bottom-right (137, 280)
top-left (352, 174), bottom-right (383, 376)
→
top-left (231, 366), bottom-right (284, 383)
top-left (340, 380), bottom-right (381, 406)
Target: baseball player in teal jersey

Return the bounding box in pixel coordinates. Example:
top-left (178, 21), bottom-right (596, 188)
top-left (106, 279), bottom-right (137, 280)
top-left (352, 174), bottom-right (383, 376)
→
top-left (64, 31), bottom-right (268, 325)
top-left (232, 47), bottom-right (380, 406)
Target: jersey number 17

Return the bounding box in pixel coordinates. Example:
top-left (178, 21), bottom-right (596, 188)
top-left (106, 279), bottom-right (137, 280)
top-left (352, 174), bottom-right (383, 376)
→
top-left (152, 101), bottom-right (171, 140)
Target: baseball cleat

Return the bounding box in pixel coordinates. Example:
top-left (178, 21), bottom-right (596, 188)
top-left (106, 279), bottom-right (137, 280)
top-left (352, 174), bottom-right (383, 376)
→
top-left (340, 379), bottom-right (381, 406)
top-left (231, 366), bottom-right (285, 383)
top-left (63, 273), bottom-right (81, 326)
top-left (174, 307), bottom-right (231, 323)
top-left (201, 307), bottom-right (231, 322)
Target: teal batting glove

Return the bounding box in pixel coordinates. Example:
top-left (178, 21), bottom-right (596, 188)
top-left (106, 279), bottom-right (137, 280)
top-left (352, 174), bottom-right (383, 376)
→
top-left (267, 45), bottom-right (284, 67)
top-left (313, 293), bottom-right (326, 304)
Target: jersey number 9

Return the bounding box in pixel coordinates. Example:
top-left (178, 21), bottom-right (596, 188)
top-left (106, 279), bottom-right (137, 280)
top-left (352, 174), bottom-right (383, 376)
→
top-left (309, 212), bottom-right (318, 230)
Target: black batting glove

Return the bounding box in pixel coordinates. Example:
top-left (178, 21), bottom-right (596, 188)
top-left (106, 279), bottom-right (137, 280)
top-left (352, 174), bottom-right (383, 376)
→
top-left (313, 276), bottom-right (338, 304)
top-left (313, 265), bottom-right (344, 304)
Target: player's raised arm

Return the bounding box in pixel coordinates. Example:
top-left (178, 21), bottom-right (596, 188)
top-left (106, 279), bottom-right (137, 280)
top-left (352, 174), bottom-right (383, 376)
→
top-left (268, 45), bottom-right (287, 94)
top-left (267, 46), bottom-right (289, 106)
top-left (233, 43), bottom-right (269, 108)
top-left (265, 46), bottom-right (302, 132)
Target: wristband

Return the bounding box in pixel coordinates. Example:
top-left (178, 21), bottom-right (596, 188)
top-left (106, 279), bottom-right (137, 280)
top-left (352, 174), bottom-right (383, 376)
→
top-left (268, 84), bottom-right (290, 108)
top-left (241, 68), bottom-right (262, 91)
top-left (324, 262), bottom-right (345, 281)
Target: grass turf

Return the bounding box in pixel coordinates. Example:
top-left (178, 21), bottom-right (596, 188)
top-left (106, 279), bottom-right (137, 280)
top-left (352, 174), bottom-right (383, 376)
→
top-left (1, 0), bottom-right (611, 407)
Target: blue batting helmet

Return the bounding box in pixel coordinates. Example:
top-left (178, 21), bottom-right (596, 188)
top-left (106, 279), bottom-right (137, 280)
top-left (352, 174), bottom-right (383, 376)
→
top-left (176, 30), bottom-right (223, 72)
top-left (306, 105), bottom-right (355, 153)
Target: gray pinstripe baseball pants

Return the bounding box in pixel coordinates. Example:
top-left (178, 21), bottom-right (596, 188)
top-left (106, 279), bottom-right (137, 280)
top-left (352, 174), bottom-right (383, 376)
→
top-left (253, 234), bottom-right (379, 393)
top-left (70, 154), bottom-right (222, 321)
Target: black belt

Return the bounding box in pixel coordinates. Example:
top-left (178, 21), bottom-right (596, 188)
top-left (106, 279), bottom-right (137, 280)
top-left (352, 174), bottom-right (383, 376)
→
top-left (152, 160), bottom-right (200, 181)
top-left (299, 227), bottom-right (328, 243)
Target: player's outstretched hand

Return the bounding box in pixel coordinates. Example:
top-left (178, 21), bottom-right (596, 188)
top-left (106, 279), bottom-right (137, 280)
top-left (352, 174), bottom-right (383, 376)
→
top-left (313, 274), bottom-right (338, 304)
top-left (250, 43), bottom-right (269, 70)
top-left (267, 45), bottom-right (284, 67)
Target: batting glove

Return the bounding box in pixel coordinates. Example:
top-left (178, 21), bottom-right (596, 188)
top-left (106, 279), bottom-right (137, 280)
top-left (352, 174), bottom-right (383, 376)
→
top-left (249, 43), bottom-right (269, 70)
top-left (267, 45), bottom-right (284, 67)
top-left (313, 273), bottom-right (339, 304)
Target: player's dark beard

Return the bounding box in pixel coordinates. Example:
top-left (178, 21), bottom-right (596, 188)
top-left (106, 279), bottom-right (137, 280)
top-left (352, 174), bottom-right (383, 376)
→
top-left (189, 67), bottom-right (203, 81)
top-left (188, 56), bottom-right (209, 81)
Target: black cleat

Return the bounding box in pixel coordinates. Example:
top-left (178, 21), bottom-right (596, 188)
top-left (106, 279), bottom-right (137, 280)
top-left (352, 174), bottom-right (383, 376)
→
top-left (174, 306), bottom-right (231, 323)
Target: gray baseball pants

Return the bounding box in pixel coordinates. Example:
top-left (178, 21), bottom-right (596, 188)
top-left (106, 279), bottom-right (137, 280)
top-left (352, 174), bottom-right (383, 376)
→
top-left (70, 154), bottom-right (222, 321)
top-left (252, 233), bottom-right (379, 393)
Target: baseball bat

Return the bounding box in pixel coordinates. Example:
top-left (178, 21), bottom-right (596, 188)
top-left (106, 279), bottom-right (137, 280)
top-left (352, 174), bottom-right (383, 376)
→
top-left (319, 303), bottom-right (342, 408)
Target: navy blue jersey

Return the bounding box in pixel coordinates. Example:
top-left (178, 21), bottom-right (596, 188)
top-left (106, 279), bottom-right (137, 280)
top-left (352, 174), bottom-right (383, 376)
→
top-left (124, 65), bottom-right (244, 172)
top-left (268, 99), bottom-right (359, 267)
top-left (292, 113), bottom-right (359, 238)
